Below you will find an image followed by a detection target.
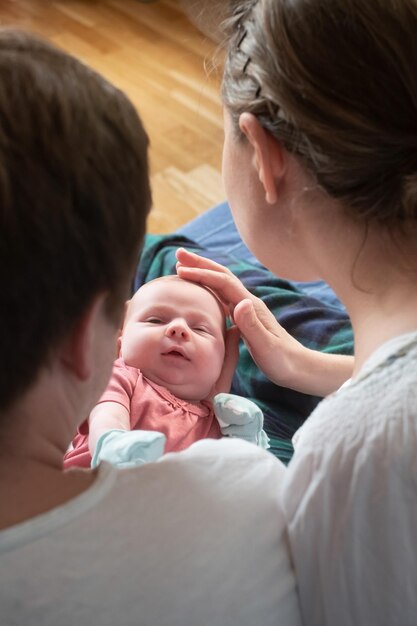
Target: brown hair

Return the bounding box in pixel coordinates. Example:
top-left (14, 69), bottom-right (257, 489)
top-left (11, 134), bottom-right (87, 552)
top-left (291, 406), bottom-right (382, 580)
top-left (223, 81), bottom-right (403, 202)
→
top-left (0, 30), bottom-right (151, 410)
top-left (222, 0), bottom-right (417, 224)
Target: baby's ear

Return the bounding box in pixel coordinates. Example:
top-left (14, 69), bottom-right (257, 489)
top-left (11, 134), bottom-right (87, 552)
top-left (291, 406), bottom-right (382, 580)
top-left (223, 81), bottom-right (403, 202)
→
top-left (117, 299), bottom-right (130, 357)
top-left (121, 300), bottom-right (130, 331)
top-left (117, 331), bottom-right (123, 356)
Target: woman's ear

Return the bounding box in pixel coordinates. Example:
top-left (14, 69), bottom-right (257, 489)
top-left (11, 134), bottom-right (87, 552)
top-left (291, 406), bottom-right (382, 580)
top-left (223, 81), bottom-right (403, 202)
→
top-left (59, 293), bottom-right (108, 381)
top-left (239, 112), bottom-right (285, 204)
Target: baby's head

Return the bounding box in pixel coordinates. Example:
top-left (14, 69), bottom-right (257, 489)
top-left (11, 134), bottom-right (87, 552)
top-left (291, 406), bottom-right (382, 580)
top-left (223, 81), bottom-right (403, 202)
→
top-left (121, 276), bottom-right (227, 402)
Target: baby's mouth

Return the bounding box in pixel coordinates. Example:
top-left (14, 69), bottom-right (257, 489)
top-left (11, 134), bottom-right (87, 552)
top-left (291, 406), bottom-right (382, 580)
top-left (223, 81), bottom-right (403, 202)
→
top-left (162, 349), bottom-right (190, 361)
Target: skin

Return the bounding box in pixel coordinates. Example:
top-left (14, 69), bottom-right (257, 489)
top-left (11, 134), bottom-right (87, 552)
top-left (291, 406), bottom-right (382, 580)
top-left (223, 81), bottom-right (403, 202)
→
top-left (177, 110), bottom-right (417, 392)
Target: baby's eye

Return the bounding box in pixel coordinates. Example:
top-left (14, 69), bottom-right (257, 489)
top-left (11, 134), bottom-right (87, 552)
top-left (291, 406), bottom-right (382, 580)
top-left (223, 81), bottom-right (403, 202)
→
top-left (146, 318), bottom-right (163, 324)
top-left (193, 326), bottom-right (209, 334)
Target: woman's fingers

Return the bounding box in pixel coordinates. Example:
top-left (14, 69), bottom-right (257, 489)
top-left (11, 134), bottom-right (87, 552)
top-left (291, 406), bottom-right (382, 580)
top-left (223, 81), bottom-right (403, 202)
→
top-left (176, 248), bottom-right (245, 298)
top-left (176, 247), bottom-right (278, 328)
top-left (233, 299), bottom-right (300, 386)
top-left (176, 247), bottom-right (231, 275)
top-left (234, 300), bottom-right (277, 355)
top-left (176, 265), bottom-right (252, 307)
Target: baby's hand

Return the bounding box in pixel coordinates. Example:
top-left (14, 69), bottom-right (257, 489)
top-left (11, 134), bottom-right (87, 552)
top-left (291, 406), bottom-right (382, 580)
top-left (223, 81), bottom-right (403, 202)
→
top-left (213, 393), bottom-right (270, 449)
top-left (91, 429), bottom-right (166, 468)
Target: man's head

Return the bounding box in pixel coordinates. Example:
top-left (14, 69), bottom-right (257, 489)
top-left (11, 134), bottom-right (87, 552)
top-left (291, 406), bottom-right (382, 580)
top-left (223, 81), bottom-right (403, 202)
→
top-left (0, 29), bottom-right (151, 410)
top-left (121, 276), bottom-right (227, 402)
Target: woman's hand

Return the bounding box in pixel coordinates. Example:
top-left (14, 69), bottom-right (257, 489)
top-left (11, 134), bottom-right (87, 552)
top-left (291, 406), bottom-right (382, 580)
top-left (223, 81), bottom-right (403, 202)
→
top-left (176, 248), bottom-right (353, 396)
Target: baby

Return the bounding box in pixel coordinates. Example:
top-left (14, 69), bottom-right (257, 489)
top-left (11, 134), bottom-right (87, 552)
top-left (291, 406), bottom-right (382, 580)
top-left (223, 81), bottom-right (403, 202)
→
top-left (64, 276), bottom-right (268, 469)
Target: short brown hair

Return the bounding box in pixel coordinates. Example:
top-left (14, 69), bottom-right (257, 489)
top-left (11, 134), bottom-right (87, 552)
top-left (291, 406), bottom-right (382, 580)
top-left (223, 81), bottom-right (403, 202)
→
top-left (0, 30), bottom-right (151, 409)
top-left (222, 0), bottom-right (417, 225)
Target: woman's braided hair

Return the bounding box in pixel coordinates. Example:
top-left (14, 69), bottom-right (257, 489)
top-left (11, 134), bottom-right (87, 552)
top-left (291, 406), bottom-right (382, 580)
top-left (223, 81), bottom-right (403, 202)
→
top-left (222, 0), bottom-right (417, 224)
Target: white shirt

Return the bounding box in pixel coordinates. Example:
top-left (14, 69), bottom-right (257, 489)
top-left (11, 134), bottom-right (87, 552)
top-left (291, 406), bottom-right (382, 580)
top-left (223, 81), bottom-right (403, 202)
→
top-left (0, 439), bottom-right (301, 626)
top-left (282, 331), bottom-right (417, 626)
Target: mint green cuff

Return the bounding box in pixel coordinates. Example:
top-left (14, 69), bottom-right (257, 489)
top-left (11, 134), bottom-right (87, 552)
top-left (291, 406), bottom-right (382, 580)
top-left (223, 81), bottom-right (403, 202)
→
top-left (91, 429), bottom-right (166, 468)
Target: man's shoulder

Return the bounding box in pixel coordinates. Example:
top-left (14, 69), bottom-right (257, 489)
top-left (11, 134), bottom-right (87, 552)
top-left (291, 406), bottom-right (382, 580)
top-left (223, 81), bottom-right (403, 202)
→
top-left (110, 439), bottom-right (286, 507)
top-left (159, 438), bottom-right (286, 476)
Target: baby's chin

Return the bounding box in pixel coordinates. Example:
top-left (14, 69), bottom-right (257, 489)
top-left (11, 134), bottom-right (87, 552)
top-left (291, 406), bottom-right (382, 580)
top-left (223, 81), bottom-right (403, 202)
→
top-left (144, 372), bottom-right (214, 404)
top-left (161, 381), bottom-right (213, 404)
top-left (121, 355), bottom-right (218, 402)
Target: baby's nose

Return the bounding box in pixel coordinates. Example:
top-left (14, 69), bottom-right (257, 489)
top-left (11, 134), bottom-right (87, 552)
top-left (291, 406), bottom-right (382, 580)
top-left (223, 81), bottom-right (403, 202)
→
top-left (165, 319), bottom-right (190, 339)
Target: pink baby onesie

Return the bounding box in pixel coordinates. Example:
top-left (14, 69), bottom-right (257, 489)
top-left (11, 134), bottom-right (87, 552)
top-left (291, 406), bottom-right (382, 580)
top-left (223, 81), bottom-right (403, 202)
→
top-left (64, 357), bottom-right (221, 468)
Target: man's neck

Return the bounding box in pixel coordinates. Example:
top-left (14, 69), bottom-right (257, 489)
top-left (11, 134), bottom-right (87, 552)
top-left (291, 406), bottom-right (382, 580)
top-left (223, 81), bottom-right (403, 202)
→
top-left (0, 456), bottom-right (97, 531)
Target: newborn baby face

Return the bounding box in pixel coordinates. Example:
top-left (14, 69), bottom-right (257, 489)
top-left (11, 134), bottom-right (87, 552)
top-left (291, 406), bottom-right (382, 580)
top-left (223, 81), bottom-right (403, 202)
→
top-left (121, 277), bottom-right (226, 402)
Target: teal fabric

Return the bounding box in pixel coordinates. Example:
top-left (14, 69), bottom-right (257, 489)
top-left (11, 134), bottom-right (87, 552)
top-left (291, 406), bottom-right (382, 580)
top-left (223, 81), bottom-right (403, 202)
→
top-left (134, 234), bottom-right (354, 464)
top-left (91, 429), bottom-right (166, 468)
top-left (214, 393), bottom-right (270, 449)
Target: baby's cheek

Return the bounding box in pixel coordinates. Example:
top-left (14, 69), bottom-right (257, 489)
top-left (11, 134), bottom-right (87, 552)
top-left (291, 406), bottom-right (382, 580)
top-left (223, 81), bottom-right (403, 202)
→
top-left (213, 347), bottom-right (226, 377)
top-left (121, 333), bottom-right (152, 371)
top-left (119, 335), bottom-right (135, 365)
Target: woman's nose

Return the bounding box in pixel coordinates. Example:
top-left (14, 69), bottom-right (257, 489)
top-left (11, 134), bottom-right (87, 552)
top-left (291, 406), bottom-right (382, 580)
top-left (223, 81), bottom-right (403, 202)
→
top-left (165, 319), bottom-right (190, 339)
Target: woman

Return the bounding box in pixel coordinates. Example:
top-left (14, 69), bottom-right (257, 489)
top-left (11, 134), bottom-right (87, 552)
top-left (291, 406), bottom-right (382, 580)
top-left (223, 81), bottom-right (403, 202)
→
top-left (177, 1), bottom-right (417, 624)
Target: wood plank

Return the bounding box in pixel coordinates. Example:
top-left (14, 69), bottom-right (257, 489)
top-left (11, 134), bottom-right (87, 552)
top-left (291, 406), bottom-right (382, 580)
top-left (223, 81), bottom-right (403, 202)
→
top-left (0, 0), bottom-right (225, 233)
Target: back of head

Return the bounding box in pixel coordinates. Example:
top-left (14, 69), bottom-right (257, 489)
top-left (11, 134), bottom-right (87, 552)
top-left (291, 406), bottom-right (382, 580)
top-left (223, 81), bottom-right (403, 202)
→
top-left (0, 29), bottom-right (151, 410)
top-left (222, 0), bottom-right (417, 225)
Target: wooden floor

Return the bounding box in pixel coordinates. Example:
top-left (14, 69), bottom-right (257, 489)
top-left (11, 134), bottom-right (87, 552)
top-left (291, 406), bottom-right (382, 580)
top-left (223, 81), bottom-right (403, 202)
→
top-left (0, 0), bottom-right (225, 233)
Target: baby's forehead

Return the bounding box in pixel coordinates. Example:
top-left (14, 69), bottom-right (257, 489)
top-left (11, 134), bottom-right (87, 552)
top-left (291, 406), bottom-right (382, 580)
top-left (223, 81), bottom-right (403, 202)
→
top-left (136, 275), bottom-right (211, 299)
top-left (129, 276), bottom-right (225, 321)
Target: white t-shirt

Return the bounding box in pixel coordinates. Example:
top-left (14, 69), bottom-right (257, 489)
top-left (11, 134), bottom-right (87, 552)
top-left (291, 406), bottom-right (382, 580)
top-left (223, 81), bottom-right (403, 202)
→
top-left (0, 439), bottom-right (302, 626)
top-left (282, 330), bottom-right (417, 626)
